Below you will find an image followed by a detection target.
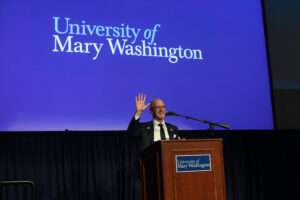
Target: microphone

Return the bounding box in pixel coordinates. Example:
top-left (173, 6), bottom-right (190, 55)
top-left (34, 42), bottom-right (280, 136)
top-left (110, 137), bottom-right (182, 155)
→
top-left (165, 111), bottom-right (177, 116)
top-left (165, 111), bottom-right (230, 130)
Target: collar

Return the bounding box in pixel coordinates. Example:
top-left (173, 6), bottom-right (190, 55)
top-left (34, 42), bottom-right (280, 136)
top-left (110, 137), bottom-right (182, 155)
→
top-left (153, 119), bottom-right (166, 127)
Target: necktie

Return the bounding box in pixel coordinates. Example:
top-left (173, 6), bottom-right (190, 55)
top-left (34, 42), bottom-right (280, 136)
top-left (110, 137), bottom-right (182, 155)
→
top-left (158, 123), bottom-right (166, 140)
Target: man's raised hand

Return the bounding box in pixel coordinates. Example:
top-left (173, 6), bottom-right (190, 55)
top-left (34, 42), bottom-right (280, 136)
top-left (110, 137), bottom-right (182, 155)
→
top-left (135, 93), bottom-right (150, 116)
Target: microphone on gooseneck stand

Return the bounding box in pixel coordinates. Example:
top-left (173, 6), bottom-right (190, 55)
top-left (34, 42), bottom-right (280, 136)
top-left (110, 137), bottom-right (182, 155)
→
top-left (165, 111), bottom-right (178, 116)
top-left (165, 111), bottom-right (230, 130)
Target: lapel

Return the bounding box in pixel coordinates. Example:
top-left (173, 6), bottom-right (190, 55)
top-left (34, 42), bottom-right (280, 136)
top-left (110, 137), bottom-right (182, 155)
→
top-left (166, 124), bottom-right (176, 139)
top-left (144, 121), bottom-right (154, 142)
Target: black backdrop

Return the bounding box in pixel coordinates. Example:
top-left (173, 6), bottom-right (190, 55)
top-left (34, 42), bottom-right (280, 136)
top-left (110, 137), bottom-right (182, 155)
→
top-left (1, 130), bottom-right (300, 200)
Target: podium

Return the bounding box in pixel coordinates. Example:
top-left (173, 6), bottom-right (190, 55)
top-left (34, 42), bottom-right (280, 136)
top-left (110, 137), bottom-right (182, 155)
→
top-left (139, 139), bottom-right (226, 200)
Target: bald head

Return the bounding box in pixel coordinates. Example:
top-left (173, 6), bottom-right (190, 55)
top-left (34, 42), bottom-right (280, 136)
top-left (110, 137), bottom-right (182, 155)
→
top-left (150, 98), bottom-right (164, 110)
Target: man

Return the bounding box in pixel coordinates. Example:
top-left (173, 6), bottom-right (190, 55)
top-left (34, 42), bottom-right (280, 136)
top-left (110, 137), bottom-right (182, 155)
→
top-left (127, 93), bottom-right (180, 151)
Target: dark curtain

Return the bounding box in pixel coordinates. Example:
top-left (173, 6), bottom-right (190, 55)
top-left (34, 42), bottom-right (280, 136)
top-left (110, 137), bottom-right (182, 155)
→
top-left (0, 130), bottom-right (300, 200)
top-left (0, 132), bottom-right (141, 200)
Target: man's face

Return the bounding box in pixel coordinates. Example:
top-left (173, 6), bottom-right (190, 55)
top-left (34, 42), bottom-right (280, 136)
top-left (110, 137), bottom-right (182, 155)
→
top-left (150, 99), bottom-right (166, 121)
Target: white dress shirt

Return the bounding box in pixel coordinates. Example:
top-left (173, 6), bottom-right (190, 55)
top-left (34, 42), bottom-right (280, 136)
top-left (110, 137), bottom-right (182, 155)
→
top-left (153, 119), bottom-right (169, 142)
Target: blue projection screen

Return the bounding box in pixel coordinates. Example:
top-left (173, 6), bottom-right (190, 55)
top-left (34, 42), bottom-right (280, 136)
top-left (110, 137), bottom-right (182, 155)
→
top-left (0, 0), bottom-right (273, 131)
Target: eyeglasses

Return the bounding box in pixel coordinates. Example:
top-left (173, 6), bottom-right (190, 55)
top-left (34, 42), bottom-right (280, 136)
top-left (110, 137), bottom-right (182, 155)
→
top-left (154, 106), bottom-right (166, 110)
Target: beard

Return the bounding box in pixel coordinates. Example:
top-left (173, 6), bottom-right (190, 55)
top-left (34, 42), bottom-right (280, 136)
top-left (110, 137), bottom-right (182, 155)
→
top-left (153, 112), bottom-right (165, 120)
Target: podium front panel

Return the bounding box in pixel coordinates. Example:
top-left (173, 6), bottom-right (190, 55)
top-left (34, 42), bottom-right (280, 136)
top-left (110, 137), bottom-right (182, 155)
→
top-left (140, 139), bottom-right (226, 200)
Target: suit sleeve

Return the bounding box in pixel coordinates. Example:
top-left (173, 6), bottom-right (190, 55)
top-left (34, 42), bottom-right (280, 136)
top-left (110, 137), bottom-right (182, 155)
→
top-left (127, 116), bottom-right (142, 137)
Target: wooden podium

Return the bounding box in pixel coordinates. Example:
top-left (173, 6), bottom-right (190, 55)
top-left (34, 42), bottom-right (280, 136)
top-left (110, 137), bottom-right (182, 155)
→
top-left (139, 139), bottom-right (226, 200)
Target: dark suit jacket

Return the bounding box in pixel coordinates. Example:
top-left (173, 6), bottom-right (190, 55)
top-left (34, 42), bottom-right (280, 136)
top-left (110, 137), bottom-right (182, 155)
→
top-left (127, 116), bottom-right (179, 151)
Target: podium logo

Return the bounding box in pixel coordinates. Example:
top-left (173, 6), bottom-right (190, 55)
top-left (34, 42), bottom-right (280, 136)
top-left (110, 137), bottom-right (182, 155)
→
top-left (176, 154), bottom-right (211, 172)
